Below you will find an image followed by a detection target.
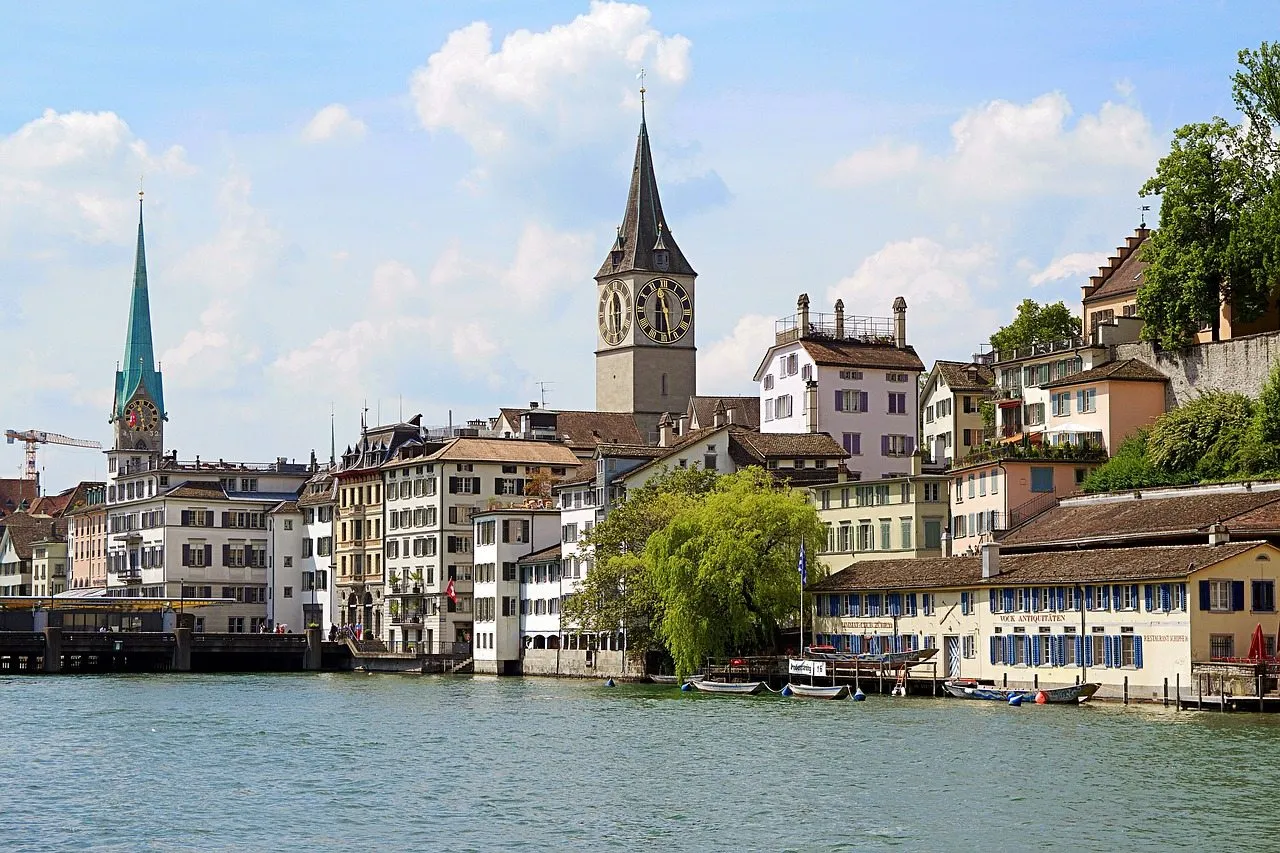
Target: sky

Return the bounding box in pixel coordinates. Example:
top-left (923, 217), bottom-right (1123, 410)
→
top-left (0, 1), bottom-right (1269, 490)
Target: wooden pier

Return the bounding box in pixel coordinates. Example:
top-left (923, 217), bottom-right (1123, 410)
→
top-left (702, 655), bottom-right (944, 695)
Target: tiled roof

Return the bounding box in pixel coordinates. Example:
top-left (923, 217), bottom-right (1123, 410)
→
top-left (553, 461), bottom-right (598, 490)
top-left (1039, 358), bottom-right (1168, 389)
top-left (999, 489), bottom-right (1280, 548)
top-left (799, 339), bottom-right (925, 372)
top-left (0, 478), bottom-right (38, 521)
top-left (733, 430), bottom-right (848, 460)
top-left (688, 396), bottom-right (760, 430)
top-left (497, 409), bottom-right (645, 449)
top-left (517, 543), bottom-right (563, 564)
top-left (164, 481), bottom-right (229, 500)
top-left (270, 500), bottom-right (299, 514)
top-left (934, 360), bottom-right (995, 392)
top-left (429, 437), bottom-right (581, 466)
top-left (0, 512), bottom-right (62, 561)
top-left (810, 542), bottom-right (1265, 591)
top-left (1082, 229), bottom-right (1149, 304)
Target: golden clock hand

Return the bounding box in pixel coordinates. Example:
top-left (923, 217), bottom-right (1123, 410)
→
top-left (658, 285), bottom-right (671, 334)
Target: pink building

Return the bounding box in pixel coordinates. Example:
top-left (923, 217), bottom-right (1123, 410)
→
top-left (1037, 358), bottom-right (1168, 452)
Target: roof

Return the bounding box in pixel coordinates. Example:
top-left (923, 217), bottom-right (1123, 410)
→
top-left (554, 461), bottom-right (598, 489)
top-left (756, 338), bottom-right (924, 378)
top-left (733, 430), bottom-right (848, 460)
top-left (270, 500), bottom-right (299, 514)
top-left (595, 116), bottom-right (695, 279)
top-left (114, 198), bottom-right (165, 419)
top-left (687, 396), bottom-right (760, 430)
top-left (428, 437), bottom-right (581, 466)
top-left (999, 489), bottom-right (1280, 548)
top-left (32, 481), bottom-right (104, 518)
top-left (0, 513), bottom-right (62, 561)
top-left (517, 543), bottom-right (563, 564)
top-left (1039, 358), bottom-right (1168, 389)
top-left (164, 481), bottom-right (228, 500)
top-left (497, 408), bottom-right (645, 450)
top-left (934, 360), bottom-right (995, 393)
top-left (810, 541), bottom-right (1266, 591)
top-left (1082, 228), bottom-right (1149, 304)
top-left (296, 471), bottom-right (336, 507)
top-left (0, 478), bottom-right (38, 521)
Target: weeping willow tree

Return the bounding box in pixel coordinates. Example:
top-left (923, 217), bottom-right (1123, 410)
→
top-left (645, 468), bottom-right (826, 678)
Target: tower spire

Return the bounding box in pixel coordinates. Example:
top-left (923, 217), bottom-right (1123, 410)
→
top-left (114, 190), bottom-right (165, 420)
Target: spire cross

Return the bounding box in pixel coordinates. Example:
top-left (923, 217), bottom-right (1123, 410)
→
top-left (638, 67), bottom-right (647, 119)
top-left (139, 174), bottom-right (145, 202)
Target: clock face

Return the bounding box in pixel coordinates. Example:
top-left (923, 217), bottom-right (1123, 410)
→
top-left (124, 399), bottom-right (159, 431)
top-left (635, 278), bottom-right (692, 344)
top-left (597, 280), bottom-right (632, 347)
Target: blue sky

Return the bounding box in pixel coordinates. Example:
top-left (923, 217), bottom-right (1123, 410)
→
top-left (0, 2), bottom-right (1269, 489)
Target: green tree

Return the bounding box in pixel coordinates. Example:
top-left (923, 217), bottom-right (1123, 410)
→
top-left (989, 299), bottom-right (1082, 356)
top-left (644, 468), bottom-right (826, 677)
top-left (1238, 359), bottom-right (1280, 474)
top-left (562, 465), bottom-right (718, 653)
top-left (1233, 42), bottom-right (1280, 176)
top-left (1081, 430), bottom-right (1184, 493)
top-left (1146, 391), bottom-right (1254, 479)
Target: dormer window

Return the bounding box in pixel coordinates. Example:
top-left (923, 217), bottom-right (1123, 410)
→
top-left (653, 249), bottom-right (670, 271)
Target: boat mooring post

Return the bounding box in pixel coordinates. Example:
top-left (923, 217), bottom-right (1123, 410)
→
top-left (1033, 673), bottom-right (1038, 690)
top-left (1123, 676), bottom-right (1128, 706)
top-left (1258, 674), bottom-right (1264, 713)
top-left (1176, 672), bottom-right (1180, 711)
top-left (1163, 677), bottom-right (1168, 708)
top-left (1197, 674), bottom-right (1202, 711)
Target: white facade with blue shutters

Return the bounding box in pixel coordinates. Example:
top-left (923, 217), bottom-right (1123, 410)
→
top-left (810, 539), bottom-right (1280, 702)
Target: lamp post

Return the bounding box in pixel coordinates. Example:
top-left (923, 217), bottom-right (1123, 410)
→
top-left (1078, 584), bottom-right (1087, 683)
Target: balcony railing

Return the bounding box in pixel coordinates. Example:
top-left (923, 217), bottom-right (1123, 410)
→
top-left (958, 440), bottom-right (1108, 467)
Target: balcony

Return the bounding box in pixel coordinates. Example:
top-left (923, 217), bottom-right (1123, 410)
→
top-left (958, 439), bottom-right (1108, 467)
top-left (391, 611), bottom-right (424, 626)
top-left (774, 311), bottom-right (895, 346)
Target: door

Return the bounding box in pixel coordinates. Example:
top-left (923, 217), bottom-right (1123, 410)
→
top-left (945, 635), bottom-right (961, 678)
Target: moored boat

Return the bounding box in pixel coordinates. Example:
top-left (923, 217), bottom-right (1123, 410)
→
top-left (690, 679), bottom-right (765, 695)
top-left (942, 679), bottom-right (1100, 704)
top-left (651, 673), bottom-right (703, 685)
top-left (783, 682), bottom-right (850, 700)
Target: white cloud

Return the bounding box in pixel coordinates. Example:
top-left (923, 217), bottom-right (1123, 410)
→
top-left (499, 223), bottom-right (595, 304)
top-left (828, 140), bottom-right (921, 187)
top-left (827, 92), bottom-right (1156, 200)
top-left (1028, 251), bottom-right (1107, 286)
top-left (699, 314), bottom-right (774, 394)
top-left (1114, 77), bottom-right (1136, 98)
top-left (301, 104), bottom-right (367, 143)
top-left (409, 1), bottom-right (691, 152)
top-left (828, 237), bottom-right (1001, 364)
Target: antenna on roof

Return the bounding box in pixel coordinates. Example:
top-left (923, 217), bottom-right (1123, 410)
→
top-left (536, 381), bottom-right (556, 409)
top-left (1140, 205), bottom-right (1150, 228)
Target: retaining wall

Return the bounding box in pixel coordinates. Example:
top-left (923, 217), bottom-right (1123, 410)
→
top-left (1116, 331), bottom-right (1280, 409)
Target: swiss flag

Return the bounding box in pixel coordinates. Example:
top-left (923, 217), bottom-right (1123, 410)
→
top-left (445, 578), bottom-right (457, 604)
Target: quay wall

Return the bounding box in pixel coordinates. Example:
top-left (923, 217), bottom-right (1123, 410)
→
top-left (1116, 331), bottom-right (1280, 409)
top-left (522, 649), bottom-right (645, 679)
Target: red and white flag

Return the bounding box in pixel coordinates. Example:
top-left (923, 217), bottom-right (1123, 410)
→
top-left (445, 578), bottom-right (457, 604)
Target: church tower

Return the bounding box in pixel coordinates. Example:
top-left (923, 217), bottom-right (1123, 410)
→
top-left (109, 192), bottom-right (166, 464)
top-left (594, 90), bottom-right (697, 440)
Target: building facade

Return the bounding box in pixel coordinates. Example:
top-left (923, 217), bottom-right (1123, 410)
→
top-left (471, 508), bottom-right (560, 674)
top-left (67, 484), bottom-right (108, 589)
top-left (920, 360), bottom-right (994, 467)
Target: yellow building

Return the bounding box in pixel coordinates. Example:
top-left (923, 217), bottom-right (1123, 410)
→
top-left (809, 539), bottom-right (1280, 702)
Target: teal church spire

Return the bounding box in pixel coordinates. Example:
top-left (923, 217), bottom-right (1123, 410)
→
top-left (114, 195), bottom-right (165, 420)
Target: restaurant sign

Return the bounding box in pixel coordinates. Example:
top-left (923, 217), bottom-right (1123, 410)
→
top-left (789, 659), bottom-right (828, 677)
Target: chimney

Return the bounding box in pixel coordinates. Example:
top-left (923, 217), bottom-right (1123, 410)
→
top-left (725, 405), bottom-right (736, 425)
top-left (910, 449), bottom-right (922, 477)
top-left (941, 530), bottom-right (952, 558)
top-left (797, 293), bottom-right (810, 338)
top-left (712, 401), bottom-right (726, 429)
top-left (658, 412), bottom-right (674, 447)
top-left (834, 299), bottom-right (845, 338)
top-left (1208, 523), bottom-right (1230, 546)
top-left (804, 380), bottom-right (819, 434)
top-left (892, 296), bottom-right (907, 348)
top-left (676, 413), bottom-right (690, 436)
top-left (981, 542), bottom-right (1001, 578)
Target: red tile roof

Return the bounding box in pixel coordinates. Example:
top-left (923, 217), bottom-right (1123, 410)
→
top-left (1039, 358), bottom-right (1167, 389)
top-left (1082, 228), bottom-right (1149, 304)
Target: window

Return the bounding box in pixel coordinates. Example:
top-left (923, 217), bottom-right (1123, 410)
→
top-left (878, 520), bottom-right (891, 551)
top-left (1051, 392), bottom-right (1071, 418)
top-left (1253, 580), bottom-right (1275, 612)
top-left (925, 404), bottom-right (934, 424)
top-left (283, 586), bottom-right (293, 598)
top-left (562, 523), bottom-right (578, 544)
top-left (841, 433), bottom-right (861, 456)
top-left (1208, 580), bottom-right (1233, 612)
top-left (887, 392), bottom-right (907, 414)
top-left (834, 389), bottom-right (868, 413)
top-left (1029, 467), bottom-right (1054, 493)
top-left (1210, 633), bottom-right (1235, 660)
top-left (774, 395), bottom-right (794, 419)
top-left (881, 435), bottom-right (911, 457)
top-left (924, 520), bottom-right (942, 550)
top-left (857, 523), bottom-right (874, 552)
top-left (1076, 388), bottom-right (1097, 413)
top-left (227, 617), bottom-right (245, 633)
top-left (836, 524), bottom-right (852, 552)
top-left (839, 370), bottom-right (863, 380)
top-left (963, 635), bottom-right (975, 659)
top-left (922, 483), bottom-right (940, 502)
top-left (763, 374), bottom-right (774, 391)
top-left (899, 519), bottom-right (912, 550)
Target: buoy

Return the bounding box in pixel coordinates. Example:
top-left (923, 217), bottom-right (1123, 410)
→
top-left (781, 685), bottom-right (793, 697)
top-left (1008, 694), bottom-right (1023, 707)
top-left (1035, 691), bottom-right (1048, 705)
top-left (680, 681), bottom-right (694, 692)
top-left (852, 688), bottom-right (866, 702)
top-left (604, 678), bottom-right (616, 688)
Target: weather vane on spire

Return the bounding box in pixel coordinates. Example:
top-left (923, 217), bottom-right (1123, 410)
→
top-left (638, 67), bottom-right (647, 117)
top-left (139, 173), bottom-right (145, 202)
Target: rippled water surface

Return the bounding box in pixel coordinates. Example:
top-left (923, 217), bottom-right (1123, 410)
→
top-left (2, 674), bottom-right (1279, 851)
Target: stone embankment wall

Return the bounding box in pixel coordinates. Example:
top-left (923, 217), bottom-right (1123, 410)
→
top-left (522, 648), bottom-right (645, 678)
top-left (1116, 331), bottom-right (1280, 408)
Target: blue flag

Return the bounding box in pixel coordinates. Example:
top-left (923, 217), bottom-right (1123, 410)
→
top-left (798, 542), bottom-right (807, 586)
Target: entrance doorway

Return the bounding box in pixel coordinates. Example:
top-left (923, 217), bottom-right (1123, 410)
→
top-left (945, 635), bottom-right (961, 678)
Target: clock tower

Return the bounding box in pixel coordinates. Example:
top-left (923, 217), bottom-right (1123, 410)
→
top-left (594, 96), bottom-right (697, 439)
top-left (110, 194), bottom-right (166, 464)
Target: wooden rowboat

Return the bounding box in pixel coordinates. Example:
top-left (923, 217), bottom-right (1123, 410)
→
top-left (942, 679), bottom-right (1101, 704)
top-left (784, 682), bottom-right (850, 700)
top-left (690, 679), bottom-right (765, 695)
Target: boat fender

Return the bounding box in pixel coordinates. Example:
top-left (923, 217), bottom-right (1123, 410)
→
top-left (1008, 695), bottom-right (1023, 707)
top-left (852, 688), bottom-right (866, 702)
top-left (604, 678), bottom-right (616, 688)
top-left (781, 685), bottom-right (793, 697)
top-left (1035, 691), bottom-right (1048, 705)
top-left (680, 681), bottom-right (694, 692)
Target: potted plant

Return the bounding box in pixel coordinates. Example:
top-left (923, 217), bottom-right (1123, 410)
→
top-left (389, 600), bottom-right (401, 621)
top-left (389, 570), bottom-right (401, 593)
top-left (410, 569), bottom-right (423, 594)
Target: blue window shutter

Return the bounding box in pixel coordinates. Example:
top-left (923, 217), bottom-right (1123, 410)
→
top-left (852, 593), bottom-right (862, 616)
top-left (1198, 580), bottom-right (1211, 611)
top-left (1030, 636), bottom-right (1039, 666)
top-left (1144, 585), bottom-right (1153, 612)
top-left (859, 392), bottom-right (868, 412)
top-left (1085, 585), bottom-right (1094, 610)
top-left (1134, 637), bottom-right (1144, 669)
top-left (1101, 585), bottom-right (1111, 610)
top-left (1159, 583), bottom-right (1171, 612)
top-left (990, 636), bottom-right (998, 664)
top-left (910, 593), bottom-right (918, 616)
top-left (989, 589), bottom-right (996, 611)
top-left (1005, 635), bottom-right (1014, 663)
top-left (1180, 583), bottom-right (1188, 611)
top-left (1130, 585), bottom-right (1139, 610)
top-left (1104, 636), bottom-right (1113, 668)
top-left (962, 591), bottom-right (970, 614)
top-left (1112, 585), bottom-right (1122, 608)
top-left (1032, 588), bottom-right (1041, 611)
top-left (1074, 635), bottom-right (1083, 665)
top-left (1004, 588), bottom-right (1014, 612)
top-left (1024, 636), bottom-right (1033, 666)
top-left (1082, 636), bottom-right (1092, 666)
top-left (1232, 580), bottom-right (1245, 612)
top-left (1057, 635), bottom-right (1066, 667)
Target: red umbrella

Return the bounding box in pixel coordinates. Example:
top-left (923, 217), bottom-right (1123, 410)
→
top-left (1247, 624), bottom-right (1265, 661)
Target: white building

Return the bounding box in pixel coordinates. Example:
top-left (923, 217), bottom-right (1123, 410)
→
top-left (295, 470), bottom-right (338, 633)
top-left (755, 294), bottom-right (924, 481)
top-left (920, 360), bottom-right (995, 467)
top-left (471, 507), bottom-right (560, 674)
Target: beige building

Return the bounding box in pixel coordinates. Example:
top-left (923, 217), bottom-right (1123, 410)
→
top-left (920, 360), bottom-right (994, 466)
top-left (811, 539), bottom-right (1280, 701)
top-left (813, 454), bottom-right (951, 569)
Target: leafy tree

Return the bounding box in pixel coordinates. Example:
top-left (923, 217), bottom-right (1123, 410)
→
top-left (989, 299), bottom-right (1082, 356)
top-left (1238, 359), bottom-right (1280, 474)
top-left (1233, 42), bottom-right (1280, 176)
top-left (1146, 391), bottom-right (1254, 479)
top-left (562, 466), bottom-right (718, 653)
top-left (645, 468), bottom-right (826, 677)
top-left (1081, 430), bottom-right (1184, 493)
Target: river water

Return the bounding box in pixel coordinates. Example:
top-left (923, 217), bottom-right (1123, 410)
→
top-left (1, 673), bottom-right (1276, 852)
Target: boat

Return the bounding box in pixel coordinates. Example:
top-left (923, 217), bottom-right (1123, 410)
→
top-left (942, 679), bottom-right (1101, 704)
top-left (690, 679), bottom-right (765, 695)
top-left (650, 673), bottom-right (702, 685)
top-left (784, 683), bottom-right (850, 700)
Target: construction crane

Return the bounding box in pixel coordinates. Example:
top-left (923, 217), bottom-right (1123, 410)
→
top-left (5, 429), bottom-right (103, 482)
